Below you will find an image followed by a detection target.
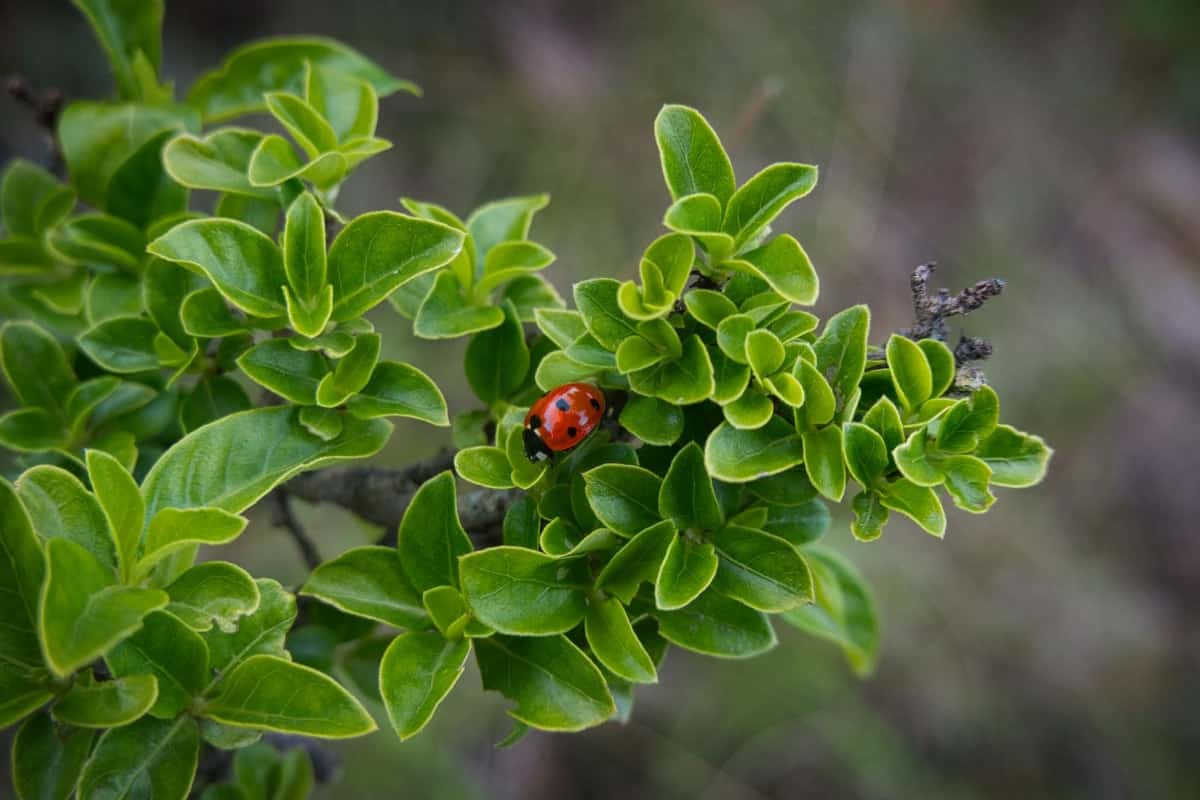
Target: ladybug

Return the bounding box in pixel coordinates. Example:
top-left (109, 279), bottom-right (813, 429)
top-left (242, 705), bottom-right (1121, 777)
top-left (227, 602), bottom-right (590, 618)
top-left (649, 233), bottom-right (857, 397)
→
top-left (523, 383), bottom-right (607, 462)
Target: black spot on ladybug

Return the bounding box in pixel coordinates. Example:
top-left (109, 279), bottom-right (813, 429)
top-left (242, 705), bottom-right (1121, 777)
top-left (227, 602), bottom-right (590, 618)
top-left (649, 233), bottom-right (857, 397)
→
top-left (555, 398), bottom-right (570, 412)
top-left (589, 398), bottom-right (601, 410)
top-left (528, 414), bottom-right (542, 429)
top-left (567, 426), bottom-right (577, 438)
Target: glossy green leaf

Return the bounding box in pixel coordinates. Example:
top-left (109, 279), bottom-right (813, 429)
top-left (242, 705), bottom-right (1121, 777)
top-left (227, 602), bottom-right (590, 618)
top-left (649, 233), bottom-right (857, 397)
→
top-left (39, 538), bottom-right (167, 677)
top-left (179, 375), bottom-right (252, 434)
top-left (459, 547), bottom-right (588, 635)
top-left (654, 105), bottom-right (736, 207)
top-left (534, 308), bottom-right (587, 349)
top-left (943, 454), bottom-right (996, 513)
top-left (414, 270), bottom-right (504, 339)
top-left (78, 315), bottom-right (161, 373)
top-left (234, 339), bottom-right (325, 405)
top-left (142, 406), bottom-right (389, 517)
top-left (974, 424), bottom-right (1053, 487)
top-left (618, 396), bottom-right (683, 446)
top-left (397, 471), bottom-right (473, 593)
top-left (71, 0), bottom-right (163, 99)
top-left (179, 288), bottom-right (247, 338)
top-left (722, 163), bottom-right (817, 249)
top-left (106, 129), bottom-right (188, 228)
top-left (380, 631), bottom-right (470, 740)
top-left (574, 278), bottom-right (638, 350)
top-left (585, 597), bottom-right (656, 684)
top-left (148, 219), bottom-right (287, 318)
top-left (655, 534), bottom-right (718, 610)
top-left (919, 338), bottom-right (956, 397)
top-left (893, 427), bottom-right (943, 487)
top-left (464, 302), bottom-right (529, 404)
top-left (18, 465), bottom-right (117, 569)
top-left (813, 305), bottom-right (869, 411)
top-left (886, 334), bottom-right (933, 412)
top-left (1, 320), bottom-right (77, 418)
top-left (301, 545), bottom-right (426, 628)
top-left (204, 654), bottom-right (375, 738)
top-left (266, 92), bottom-right (338, 158)
top-left (627, 334), bottom-right (714, 405)
top-left (162, 129), bottom-right (270, 196)
top-left (683, 288), bottom-right (738, 330)
top-left (842, 422), bottom-right (889, 489)
top-left (165, 561), bottom-right (260, 633)
top-left (933, 385), bottom-right (1000, 453)
top-left (851, 490), bottom-right (889, 541)
top-left (656, 588), bottom-right (776, 658)
top-left (716, 313), bottom-right (755, 364)
top-left (862, 396), bottom-right (905, 453)
top-left (188, 36), bottom-right (415, 122)
top-left (710, 525), bottom-right (811, 612)
top-left (282, 191), bottom-right (328, 309)
top-left (454, 447), bottom-right (515, 489)
top-left (583, 464), bottom-right (663, 537)
top-left (86, 449), bottom-right (144, 580)
top-left (474, 634), bottom-right (614, 732)
top-left (315, 332), bottom-right (380, 407)
top-left (802, 425), bottom-right (847, 502)
top-left (13, 712), bottom-right (94, 800)
top-left (734, 234), bottom-right (818, 305)
top-left (0, 408), bottom-right (68, 451)
top-left (106, 610), bottom-right (207, 718)
top-left (345, 361), bottom-right (448, 425)
top-left (595, 519), bottom-right (675, 604)
top-left (881, 478), bottom-right (946, 537)
top-left (139, 507), bottom-right (248, 568)
top-left (465, 194), bottom-right (549, 267)
top-left (705, 417), bottom-right (805, 483)
top-left (659, 443), bottom-right (724, 532)
top-left (2, 159), bottom-right (75, 236)
top-left (204, 579), bottom-right (295, 678)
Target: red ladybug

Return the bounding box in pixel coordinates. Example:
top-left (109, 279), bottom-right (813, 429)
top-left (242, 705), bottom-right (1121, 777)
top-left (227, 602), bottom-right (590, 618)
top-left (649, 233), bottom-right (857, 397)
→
top-left (523, 383), bottom-right (607, 462)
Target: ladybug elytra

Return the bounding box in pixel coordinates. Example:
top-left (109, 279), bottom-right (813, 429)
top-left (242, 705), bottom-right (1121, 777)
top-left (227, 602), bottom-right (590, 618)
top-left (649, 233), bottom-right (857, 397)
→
top-left (523, 383), bottom-right (606, 462)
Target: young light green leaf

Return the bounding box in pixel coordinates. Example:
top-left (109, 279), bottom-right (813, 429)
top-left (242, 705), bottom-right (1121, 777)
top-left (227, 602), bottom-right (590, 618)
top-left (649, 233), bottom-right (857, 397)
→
top-left (466, 194), bottom-right (549, 268)
top-left (474, 634), bottom-right (615, 732)
top-left (316, 332), bottom-right (380, 407)
top-left (165, 561), bottom-right (260, 633)
top-left (733, 234), bottom-right (818, 305)
top-left (162, 129), bottom-right (270, 196)
top-left (684, 288), bottom-right (738, 330)
top-left (18, 464), bottom-right (117, 570)
top-left (656, 588), bottom-right (776, 658)
top-left (454, 447), bottom-right (515, 490)
top-left (86, 449), bottom-right (144, 580)
top-left (282, 191), bottom-right (327, 303)
top-left (459, 547), bottom-right (589, 635)
top-left (618, 395), bottom-right (683, 446)
top-left (534, 307), bottom-right (587, 349)
top-left (266, 92), bottom-right (339, 158)
top-left (722, 162), bottom-right (817, 250)
top-left (301, 545), bottom-right (426, 628)
top-left (862, 396), bottom-right (905, 453)
top-left (705, 417), bottom-right (805, 483)
top-left (851, 490), bottom-right (889, 541)
top-left (655, 534), bottom-right (718, 611)
top-left (148, 219), bottom-right (287, 318)
top-left (140, 507), bottom-right (248, 567)
top-left (413, 270), bottom-right (505, 339)
top-left (654, 105), bottom-right (736, 207)
top-left (942, 454), bottom-right (996, 513)
top-left (346, 361), bottom-right (449, 425)
top-left (842, 422), bottom-right (890, 489)
top-left (886, 334), bottom-right (933, 412)
top-left (932, 385), bottom-right (1000, 453)
top-left (39, 538), bottom-right (168, 677)
top-left (585, 597), bottom-right (657, 684)
top-left (574, 278), bottom-right (639, 350)
top-left (595, 519), bottom-right (675, 604)
top-left (974, 424), bottom-right (1053, 487)
top-left (919, 338), bottom-right (956, 397)
top-left (814, 305), bottom-right (869, 412)
top-left (881, 478), bottom-right (947, 537)
top-left (893, 427), bottom-right (943, 487)
top-left (627, 334), bottom-right (714, 405)
top-left (380, 631), bottom-right (470, 741)
top-left (710, 525), bottom-right (812, 612)
top-left (583, 464), bottom-right (663, 537)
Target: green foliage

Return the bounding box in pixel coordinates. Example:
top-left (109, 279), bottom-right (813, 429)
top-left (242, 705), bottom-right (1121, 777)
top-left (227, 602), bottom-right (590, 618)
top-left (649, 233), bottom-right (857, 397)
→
top-left (0, 6), bottom-right (1053, 795)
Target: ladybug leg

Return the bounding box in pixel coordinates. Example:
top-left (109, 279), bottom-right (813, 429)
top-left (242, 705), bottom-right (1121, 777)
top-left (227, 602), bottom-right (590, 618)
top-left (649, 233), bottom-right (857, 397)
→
top-left (523, 428), bottom-right (555, 463)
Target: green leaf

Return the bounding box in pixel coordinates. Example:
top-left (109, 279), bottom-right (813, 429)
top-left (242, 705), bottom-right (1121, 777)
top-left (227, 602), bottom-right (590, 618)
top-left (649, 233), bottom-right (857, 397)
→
top-left (943, 454), bottom-right (996, 513)
top-left (266, 92), bottom-right (338, 158)
top-left (397, 471), bottom-right (473, 594)
top-left (716, 314), bottom-right (755, 364)
top-left (919, 339), bottom-right (956, 397)
top-left (656, 588), bottom-right (776, 658)
top-left (204, 579), bottom-right (294, 678)
top-left (705, 417), bottom-right (805, 483)
top-left (328, 211), bottom-right (464, 322)
top-left (615, 335), bottom-right (666, 373)
top-left (683, 288), bottom-right (738, 330)
top-left (236, 339), bottom-right (326, 405)
top-left (48, 212), bottom-right (145, 271)
top-left (59, 101), bottom-right (196, 208)
top-left (801, 426), bottom-right (847, 502)
top-left (763, 499), bottom-right (830, 546)
top-left (474, 634), bottom-right (614, 732)
top-left (655, 534), bottom-right (718, 610)
top-left (574, 278), bottom-right (638, 350)
top-left (18, 465), bottom-right (117, 569)
top-left (658, 443), bottom-right (724, 532)
top-left (733, 234), bottom-right (818, 305)
top-left (459, 547), bottom-right (588, 635)
top-left (851, 490), bottom-right (889, 541)
top-left (881, 478), bottom-right (946, 537)
top-left (105, 129), bottom-right (188, 228)
top-left (502, 495), bottom-right (540, 549)
top-left (711, 525), bottom-right (812, 613)
top-left (413, 270), bottom-right (505, 339)
top-left (179, 288), bottom-right (247, 338)
top-left (975, 424), bottom-right (1052, 487)
top-left (534, 308), bottom-right (587, 349)
top-left (654, 105), bottom-right (736, 207)
top-left (204, 654), bottom-right (376, 738)
top-left (862, 396), bottom-right (905, 453)
top-left (932, 385), bottom-right (1000, 453)
top-left (162, 129), bottom-right (270, 196)
top-left (782, 547), bottom-right (878, 675)
top-left (505, 426), bottom-right (550, 490)
top-left (79, 715), bottom-right (199, 800)
top-left (1, 320), bottom-right (77, 418)
top-left (180, 375), bottom-right (252, 434)
top-left (710, 349), bottom-right (752, 405)
top-left (2, 159), bottom-right (74, 236)
top-left (188, 36), bottom-right (415, 122)
top-left (316, 332), bottom-right (380, 407)
top-left (465, 194), bottom-right (549, 269)
top-left (165, 561), bottom-right (260, 633)
top-left (281, 191), bottom-right (328, 309)
top-left (722, 163), bottom-right (818, 250)
top-left (380, 631), bottom-right (470, 740)
top-left (813, 305), bottom-right (869, 411)
top-left (39, 538), bottom-right (168, 677)
top-left (142, 406), bottom-right (390, 517)
top-left (86, 449), bottom-right (144, 580)
top-left (583, 464), bottom-right (663, 537)
top-left (596, 519), bottom-right (676, 604)
top-left (139, 507), bottom-right (248, 568)
top-left (346, 361), bottom-right (448, 425)
top-left (893, 427), bottom-right (943, 487)
top-left (886, 334), bottom-right (933, 413)
top-left (13, 712), bottom-right (94, 800)
top-left (476, 240), bottom-right (556, 297)
top-left (148, 219), bottom-right (287, 318)
top-left (585, 597), bottom-right (656, 684)
top-left (0, 478), bottom-right (46, 673)
top-left (301, 545), bottom-right (425, 628)
top-left (842, 422), bottom-right (889, 489)
top-left (454, 447), bottom-right (515, 490)
top-left (745, 329), bottom-right (786, 383)
top-left (78, 315), bottom-right (161, 373)
top-left (72, 0), bottom-right (164, 99)
top-left (465, 302), bottom-right (529, 404)
top-left (246, 134), bottom-right (347, 188)
top-left (306, 62), bottom-right (379, 141)
top-left (297, 406), bottom-right (343, 441)
top-left (105, 610), bottom-right (207, 718)
top-left (0, 408), bottom-right (69, 451)
top-left (627, 334), bottom-right (714, 405)
top-left (618, 396), bottom-right (683, 446)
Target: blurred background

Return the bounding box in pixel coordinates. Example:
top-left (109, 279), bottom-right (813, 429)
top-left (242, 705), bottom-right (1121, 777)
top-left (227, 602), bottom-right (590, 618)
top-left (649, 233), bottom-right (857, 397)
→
top-left (3, 0), bottom-right (1200, 797)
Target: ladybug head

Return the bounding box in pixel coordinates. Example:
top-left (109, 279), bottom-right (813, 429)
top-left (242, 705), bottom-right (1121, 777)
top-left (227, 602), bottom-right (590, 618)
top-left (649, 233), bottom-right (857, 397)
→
top-left (523, 427), bottom-right (554, 463)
